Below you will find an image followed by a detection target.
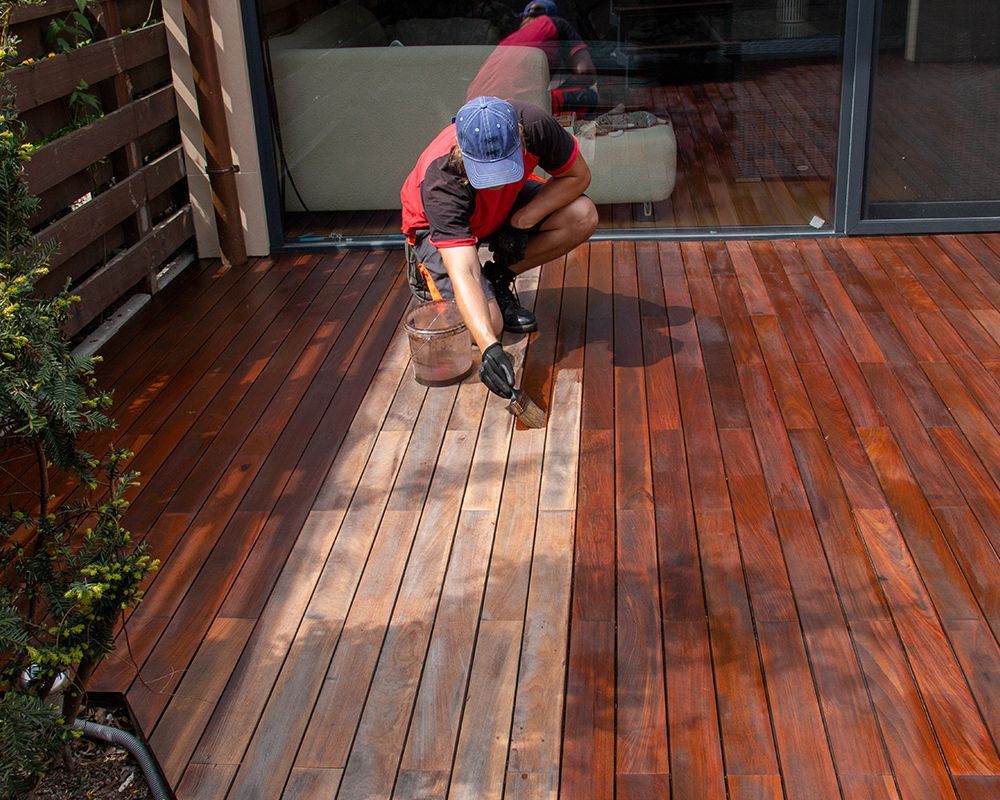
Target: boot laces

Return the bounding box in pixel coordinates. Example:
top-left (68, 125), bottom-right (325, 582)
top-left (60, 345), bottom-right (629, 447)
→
top-left (487, 264), bottom-right (521, 310)
top-left (496, 276), bottom-right (520, 307)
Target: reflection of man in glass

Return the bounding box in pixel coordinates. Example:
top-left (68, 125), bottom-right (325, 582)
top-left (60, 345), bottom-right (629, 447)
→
top-left (503, 0), bottom-right (598, 114)
top-left (401, 96), bottom-right (597, 399)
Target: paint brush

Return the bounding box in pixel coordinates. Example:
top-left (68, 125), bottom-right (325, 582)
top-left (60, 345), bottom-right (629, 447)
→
top-left (506, 387), bottom-right (546, 428)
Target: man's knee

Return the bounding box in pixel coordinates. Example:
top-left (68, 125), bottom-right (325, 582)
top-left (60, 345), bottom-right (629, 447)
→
top-left (567, 196), bottom-right (598, 240)
top-left (579, 197), bottom-right (599, 237)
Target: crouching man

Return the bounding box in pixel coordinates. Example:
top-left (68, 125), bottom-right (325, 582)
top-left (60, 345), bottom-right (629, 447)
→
top-left (401, 96), bottom-right (597, 399)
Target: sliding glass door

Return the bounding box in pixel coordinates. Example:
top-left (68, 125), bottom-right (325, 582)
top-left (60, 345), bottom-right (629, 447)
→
top-left (861, 0), bottom-right (1000, 222)
top-left (248, 0), bottom-right (850, 245)
top-left (241, 1), bottom-right (1000, 245)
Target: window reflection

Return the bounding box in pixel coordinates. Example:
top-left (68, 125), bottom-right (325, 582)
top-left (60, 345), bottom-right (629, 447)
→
top-left (260, 0), bottom-right (846, 238)
top-left (865, 0), bottom-right (1000, 215)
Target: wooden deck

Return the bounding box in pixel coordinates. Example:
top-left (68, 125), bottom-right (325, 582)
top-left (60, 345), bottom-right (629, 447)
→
top-left (83, 234), bottom-right (1000, 799)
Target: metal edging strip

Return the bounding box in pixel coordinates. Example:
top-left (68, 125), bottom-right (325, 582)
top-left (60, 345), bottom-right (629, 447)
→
top-left (847, 217), bottom-right (1000, 235)
top-left (271, 226), bottom-right (842, 254)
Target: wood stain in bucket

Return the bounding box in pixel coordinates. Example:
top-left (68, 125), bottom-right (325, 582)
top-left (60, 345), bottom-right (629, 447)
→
top-left (404, 300), bottom-right (473, 386)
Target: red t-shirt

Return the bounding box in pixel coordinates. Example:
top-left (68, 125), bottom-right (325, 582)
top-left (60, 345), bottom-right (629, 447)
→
top-left (499, 15), bottom-right (587, 71)
top-left (400, 101), bottom-right (580, 248)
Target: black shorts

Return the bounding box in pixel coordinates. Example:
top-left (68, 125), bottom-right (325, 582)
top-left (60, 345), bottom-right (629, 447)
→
top-left (405, 178), bottom-right (546, 302)
top-left (405, 232), bottom-right (495, 303)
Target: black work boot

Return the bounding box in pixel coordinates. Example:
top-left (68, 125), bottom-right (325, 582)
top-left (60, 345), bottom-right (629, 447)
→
top-left (483, 261), bottom-right (537, 333)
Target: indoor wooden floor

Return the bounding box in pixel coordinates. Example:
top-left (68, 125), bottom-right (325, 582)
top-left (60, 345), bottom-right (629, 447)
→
top-left (81, 234), bottom-right (1000, 799)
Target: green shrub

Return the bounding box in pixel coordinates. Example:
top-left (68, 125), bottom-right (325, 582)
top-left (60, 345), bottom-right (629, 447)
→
top-left (0, 4), bottom-right (158, 793)
top-left (0, 691), bottom-right (64, 795)
top-left (46, 0), bottom-right (95, 55)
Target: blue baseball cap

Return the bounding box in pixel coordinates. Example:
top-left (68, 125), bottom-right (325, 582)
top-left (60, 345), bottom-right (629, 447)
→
top-left (454, 96), bottom-right (523, 189)
top-left (522, 0), bottom-right (557, 16)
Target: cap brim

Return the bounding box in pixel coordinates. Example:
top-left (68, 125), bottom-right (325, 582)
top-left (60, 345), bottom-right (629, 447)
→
top-left (464, 153), bottom-right (524, 189)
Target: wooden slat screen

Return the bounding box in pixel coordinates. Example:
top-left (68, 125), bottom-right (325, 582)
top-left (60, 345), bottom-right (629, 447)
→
top-left (6, 1), bottom-right (196, 338)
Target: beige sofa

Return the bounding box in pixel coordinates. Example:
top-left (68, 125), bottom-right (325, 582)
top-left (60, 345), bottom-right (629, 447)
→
top-left (268, 5), bottom-right (676, 211)
top-left (269, 45), bottom-right (551, 210)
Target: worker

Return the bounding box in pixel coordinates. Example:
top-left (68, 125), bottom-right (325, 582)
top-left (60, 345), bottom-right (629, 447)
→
top-left (400, 95), bottom-right (597, 398)
top-left (506, 0), bottom-right (599, 114)
top-left (468, 0), bottom-right (600, 115)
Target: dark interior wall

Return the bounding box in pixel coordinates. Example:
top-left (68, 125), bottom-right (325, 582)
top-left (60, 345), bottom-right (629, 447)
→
top-left (259, 0), bottom-right (336, 37)
top-left (259, 1), bottom-right (864, 45)
top-left (909, 0), bottom-right (1000, 61)
top-left (878, 0), bottom-right (909, 39)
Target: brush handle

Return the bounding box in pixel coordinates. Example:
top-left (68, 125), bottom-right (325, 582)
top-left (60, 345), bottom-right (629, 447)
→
top-left (506, 388), bottom-right (527, 416)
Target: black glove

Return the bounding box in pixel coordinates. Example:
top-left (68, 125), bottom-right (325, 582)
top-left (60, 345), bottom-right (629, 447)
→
top-left (479, 342), bottom-right (515, 399)
top-left (490, 223), bottom-right (531, 267)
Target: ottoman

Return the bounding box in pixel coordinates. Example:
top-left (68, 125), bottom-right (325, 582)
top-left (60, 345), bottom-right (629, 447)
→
top-left (578, 122), bottom-right (677, 208)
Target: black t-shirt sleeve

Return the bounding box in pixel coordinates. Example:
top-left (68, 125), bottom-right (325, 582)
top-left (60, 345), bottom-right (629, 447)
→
top-left (517, 102), bottom-right (579, 175)
top-left (553, 16), bottom-right (586, 55)
top-left (420, 156), bottom-right (478, 247)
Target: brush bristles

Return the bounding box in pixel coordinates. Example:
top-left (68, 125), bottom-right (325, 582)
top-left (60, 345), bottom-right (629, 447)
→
top-left (508, 389), bottom-right (547, 428)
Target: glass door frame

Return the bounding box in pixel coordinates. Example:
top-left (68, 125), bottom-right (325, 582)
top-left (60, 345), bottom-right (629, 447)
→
top-left (837, 0), bottom-right (1000, 235)
top-left (240, 0), bottom-right (1000, 253)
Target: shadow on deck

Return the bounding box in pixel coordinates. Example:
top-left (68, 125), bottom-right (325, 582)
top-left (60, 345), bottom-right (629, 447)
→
top-left (83, 235), bottom-right (1000, 799)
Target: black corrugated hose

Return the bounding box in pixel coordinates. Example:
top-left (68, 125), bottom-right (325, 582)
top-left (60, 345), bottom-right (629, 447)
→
top-left (72, 719), bottom-right (171, 800)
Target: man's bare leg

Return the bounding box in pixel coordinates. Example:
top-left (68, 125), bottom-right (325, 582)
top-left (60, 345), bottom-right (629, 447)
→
top-left (487, 300), bottom-right (504, 337)
top-left (483, 196), bottom-right (597, 333)
top-left (509, 196), bottom-right (598, 274)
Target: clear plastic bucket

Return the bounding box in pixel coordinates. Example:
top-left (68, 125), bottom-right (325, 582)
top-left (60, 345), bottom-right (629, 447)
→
top-left (403, 300), bottom-right (473, 386)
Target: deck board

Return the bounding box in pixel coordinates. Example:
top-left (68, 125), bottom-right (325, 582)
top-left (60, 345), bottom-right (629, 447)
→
top-left (83, 235), bottom-right (1000, 798)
